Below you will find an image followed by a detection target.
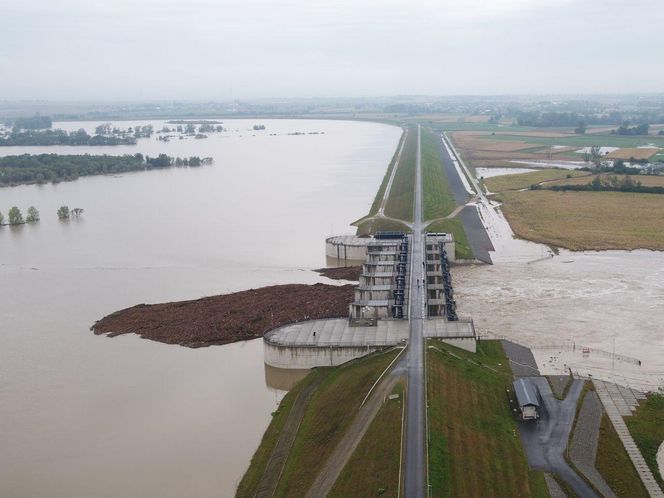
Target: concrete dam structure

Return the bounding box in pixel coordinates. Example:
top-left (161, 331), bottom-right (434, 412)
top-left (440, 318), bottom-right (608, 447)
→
top-left (264, 231), bottom-right (475, 369)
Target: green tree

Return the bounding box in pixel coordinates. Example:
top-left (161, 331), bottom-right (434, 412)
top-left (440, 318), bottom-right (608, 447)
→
top-left (8, 206), bottom-right (24, 225)
top-left (26, 206), bottom-right (40, 222)
top-left (57, 205), bottom-right (70, 219)
top-left (0, 210), bottom-right (3, 225)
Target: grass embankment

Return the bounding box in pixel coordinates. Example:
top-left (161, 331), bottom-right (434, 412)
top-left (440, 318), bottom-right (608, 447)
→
top-left (329, 383), bottom-right (404, 498)
top-left (356, 218), bottom-right (411, 236)
top-left (421, 127), bottom-right (457, 220)
top-left (383, 125), bottom-right (417, 222)
top-left (484, 169), bottom-right (589, 193)
top-left (272, 349), bottom-right (400, 497)
top-left (427, 340), bottom-right (549, 498)
top-left (365, 129), bottom-right (407, 217)
top-left (626, 393), bottom-right (664, 488)
top-left (236, 369), bottom-right (328, 497)
top-left (426, 218), bottom-right (473, 260)
top-left (498, 190), bottom-right (664, 251)
top-left (595, 413), bottom-right (649, 497)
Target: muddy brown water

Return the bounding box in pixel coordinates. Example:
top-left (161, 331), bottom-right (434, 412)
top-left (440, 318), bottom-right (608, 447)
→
top-left (0, 119), bottom-right (401, 497)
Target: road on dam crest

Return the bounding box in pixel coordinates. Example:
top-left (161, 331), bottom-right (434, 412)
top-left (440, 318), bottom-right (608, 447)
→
top-left (403, 125), bottom-right (426, 497)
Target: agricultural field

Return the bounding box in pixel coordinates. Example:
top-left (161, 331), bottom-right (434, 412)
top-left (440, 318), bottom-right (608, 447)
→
top-left (484, 133), bottom-right (664, 149)
top-left (427, 340), bottom-right (548, 498)
top-left (483, 169), bottom-right (589, 193)
top-left (498, 190), bottom-right (664, 251)
top-left (605, 147), bottom-right (660, 160)
top-left (329, 383), bottom-right (403, 498)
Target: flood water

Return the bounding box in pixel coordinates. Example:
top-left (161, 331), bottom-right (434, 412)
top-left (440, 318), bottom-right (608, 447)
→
top-left (0, 119), bottom-right (401, 497)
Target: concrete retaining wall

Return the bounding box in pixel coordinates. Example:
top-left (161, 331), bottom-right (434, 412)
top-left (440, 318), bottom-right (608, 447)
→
top-left (325, 238), bottom-right (368, 263)
top-left (264, 342), bottom-right (389, 369)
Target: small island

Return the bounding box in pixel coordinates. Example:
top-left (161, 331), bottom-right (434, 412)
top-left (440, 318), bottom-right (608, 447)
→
top-left (0, 153), bottom-right (214, 187)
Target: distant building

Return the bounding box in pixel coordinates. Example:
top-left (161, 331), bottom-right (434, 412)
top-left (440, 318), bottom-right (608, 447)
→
top-left (513, 378), bottom-right (540, 420)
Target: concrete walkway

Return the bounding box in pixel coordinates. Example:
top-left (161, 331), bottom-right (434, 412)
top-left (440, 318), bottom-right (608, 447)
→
top-left (593, 379), bottom-right (664, 497)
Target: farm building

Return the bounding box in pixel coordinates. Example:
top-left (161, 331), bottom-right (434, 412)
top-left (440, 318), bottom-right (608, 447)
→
top-left (513, 378), bottom-right (540, 420)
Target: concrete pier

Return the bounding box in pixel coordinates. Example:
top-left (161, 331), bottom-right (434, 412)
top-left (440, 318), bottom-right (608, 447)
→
top-left (264, 318), bottom-right (408, 369)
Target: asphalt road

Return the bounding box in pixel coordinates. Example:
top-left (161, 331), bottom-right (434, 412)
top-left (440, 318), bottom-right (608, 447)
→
top-left (518, 378), bottom-right (598, 498)
top-left (403, 125), bottom-right (426, 498)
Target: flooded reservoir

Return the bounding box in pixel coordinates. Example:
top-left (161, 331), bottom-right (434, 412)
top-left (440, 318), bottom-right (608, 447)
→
top-left (0, 119), bottom-right (402, 497)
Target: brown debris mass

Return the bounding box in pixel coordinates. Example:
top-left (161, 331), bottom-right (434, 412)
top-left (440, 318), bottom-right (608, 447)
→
top-left (91, 283), bottom-right (354, 348)
top-left (314, 266), bottom-right (362, 281)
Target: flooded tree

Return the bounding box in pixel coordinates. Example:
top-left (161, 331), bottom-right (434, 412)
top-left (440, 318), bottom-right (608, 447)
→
top-left (26, 206), bottom-right (40, 222)
top-left (71, 208), bottom-right (84, 217)
top-left (0, 210), bottom-right (3, 225)
top-left (8, 206), bottom-right (24, 225)
top-left (57, 206), bottom-right (70, 220)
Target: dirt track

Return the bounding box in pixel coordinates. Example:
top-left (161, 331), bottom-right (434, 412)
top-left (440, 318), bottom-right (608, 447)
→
top-left (91, 283), bottom-right (354, 348)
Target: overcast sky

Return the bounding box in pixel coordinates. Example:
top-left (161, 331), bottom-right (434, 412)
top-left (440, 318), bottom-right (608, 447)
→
top-left (1, 0), bottom-right (663, 100)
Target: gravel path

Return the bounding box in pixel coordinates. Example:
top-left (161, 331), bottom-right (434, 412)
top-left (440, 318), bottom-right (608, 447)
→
top-left (569, 390), bottom-right (617, 498)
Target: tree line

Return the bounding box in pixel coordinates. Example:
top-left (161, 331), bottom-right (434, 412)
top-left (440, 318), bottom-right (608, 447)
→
top-left (0, 128), bottom-right (137, 146)
top-left (0, 153), bottom-right (214, 186)
top-left (4, 115), bottom-right (53, 130)
top-left (549, 175), bottom-right (664, 194)
top-left (0, 205), bottom-right (85, 226)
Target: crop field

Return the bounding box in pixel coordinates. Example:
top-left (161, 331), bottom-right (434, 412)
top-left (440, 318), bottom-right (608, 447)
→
top-left (427, 340), bottom-right (549, 498)
top-left (498, 190), bottom-right (664, 251)
top-left (421, 127), bottom-right (457, 220)
top-left (605, 147), bottom-right (660, 160)
top-left (384, 125), bottom-right (417, 222)
top-left (329, 383), bottom-right (403, 498)
top-left (484, 133), bottom-right (664, 149)
top-left (483, 169), bottom-right (589, 192)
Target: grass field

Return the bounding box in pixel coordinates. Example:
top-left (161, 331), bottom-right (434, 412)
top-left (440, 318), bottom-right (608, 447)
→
top-left (236, 369), bottom-right (328, 497)
top-left (356, 217), bottom-right (411, 236)
top-left (427, 340), bottom-right (549, 498)
top-left (273, 349), bottom-right (399, 497)
top-left (421, 127), bottom-right (457, 220)
top-left (426, 218), bottom-right (473, 259)
top-left (626, 393), bottom-right (664, 488)
top-left (366, 129), bottom-right (407, 217)
top-left (595, 413), bottom-right (649, 497)
top-left (483, 169), bottom-right (589, 193)
top-left (384, 125), bottom-right (417, 222)
top-left (498, 189), bottom-right (664, 251)
top-left (329, 383), bottom-right (404, 498)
